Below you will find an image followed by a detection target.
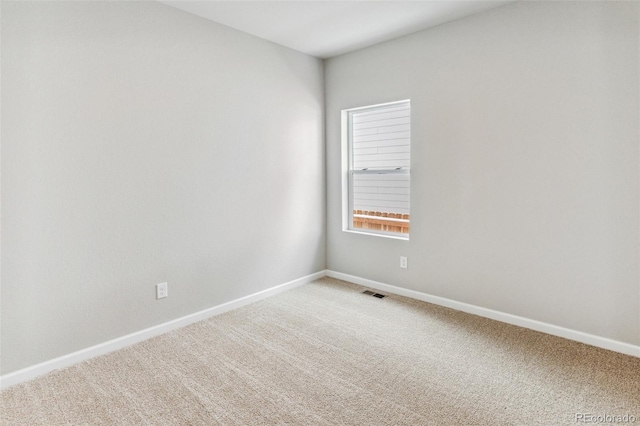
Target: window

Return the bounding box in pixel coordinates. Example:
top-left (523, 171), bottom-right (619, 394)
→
top-left (342, 100), bottom-right (410, 238)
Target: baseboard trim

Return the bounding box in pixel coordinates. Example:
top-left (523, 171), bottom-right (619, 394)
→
top-left (326, 270), bottom-right (640, 359)
top-left (0, 270), bottom-right (326, 390)
top-left (4, 269), bottom-right (637, 390)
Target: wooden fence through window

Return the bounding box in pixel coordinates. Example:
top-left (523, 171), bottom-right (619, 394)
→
top-left (353, 210), bottom-right (409, 234)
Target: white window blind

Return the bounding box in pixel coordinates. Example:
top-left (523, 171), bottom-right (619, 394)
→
top-left (346, 100), bottom-right (410, 237)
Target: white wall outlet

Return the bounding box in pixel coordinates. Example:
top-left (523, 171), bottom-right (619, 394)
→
top-left (156, 282), bottom-right (168, 299)
top-left (400, 256), bottom-right (408, 269)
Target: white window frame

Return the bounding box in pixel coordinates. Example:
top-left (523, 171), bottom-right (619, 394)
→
top-left (341, 100), bottom-right (410, 240)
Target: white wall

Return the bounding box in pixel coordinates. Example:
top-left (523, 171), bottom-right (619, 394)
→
top-left (1, 1), bottom-right (325, 374)
top-left (326, 1), bottom-right (640, 345)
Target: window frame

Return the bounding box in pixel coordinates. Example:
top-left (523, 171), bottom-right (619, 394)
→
top-left (341, 100), bottom-right (411, 240)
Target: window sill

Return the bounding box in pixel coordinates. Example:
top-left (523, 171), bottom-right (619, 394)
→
top-left (343, 229), bottom-right (409, 241)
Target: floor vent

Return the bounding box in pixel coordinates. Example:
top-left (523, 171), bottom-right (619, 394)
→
top-left (363, 290), bottom-right (386, 298)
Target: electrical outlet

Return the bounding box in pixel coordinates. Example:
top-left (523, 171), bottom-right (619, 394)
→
top-left (156, 282), bottom-right (168, 299)
top-left (400, 256), bottom-right (408, 269)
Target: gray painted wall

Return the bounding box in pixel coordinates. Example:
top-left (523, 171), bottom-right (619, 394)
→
top-left (326, 1), bottom-right (640, 345)
top-left (2, 0), bottom-right (639, 377)
top-left (1, 1), bottom-right (325, 374)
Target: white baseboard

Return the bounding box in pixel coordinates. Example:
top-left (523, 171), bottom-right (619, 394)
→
top-left (3, 269), bottom-right (637, 390)
top-left (0, 270), bottom-right (326, 390)
top-left (326, 270), bottom-right (640, 359)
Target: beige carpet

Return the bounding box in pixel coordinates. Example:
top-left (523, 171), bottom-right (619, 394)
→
top-left (1, 277), bottom-right (639, 425)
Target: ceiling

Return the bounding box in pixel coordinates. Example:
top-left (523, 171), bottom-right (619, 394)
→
top-left (158, 1), bottom-right (515, 59)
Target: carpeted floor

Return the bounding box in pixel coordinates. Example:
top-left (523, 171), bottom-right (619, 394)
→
top-left (1, 277), bottom-right (639, 425)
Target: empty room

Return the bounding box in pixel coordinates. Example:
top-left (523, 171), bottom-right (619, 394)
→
top-left (1, 0), bottom-right (639, 424)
